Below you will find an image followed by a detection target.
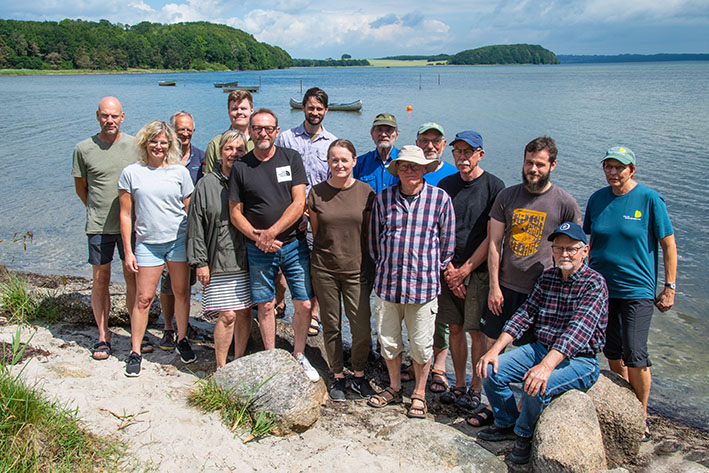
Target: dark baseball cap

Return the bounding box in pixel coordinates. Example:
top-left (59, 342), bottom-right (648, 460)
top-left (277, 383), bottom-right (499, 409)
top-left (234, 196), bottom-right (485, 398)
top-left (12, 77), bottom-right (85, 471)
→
top-left (450, 130), bottom-right (483, 149)
top-left (547, 222), bottom-right (587, 244)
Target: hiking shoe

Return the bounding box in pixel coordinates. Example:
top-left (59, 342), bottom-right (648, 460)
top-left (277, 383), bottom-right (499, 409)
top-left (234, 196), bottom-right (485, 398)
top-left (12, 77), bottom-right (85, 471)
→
top-left (125, 351), bottom-right (142, 377)
top-left (176, 337), bottom-right (197, 364)
top-left (158, 330), bottom-right (176, 351)
top-left (509, 435), bottom-right (532, 464)
top-left (329, 378), bottom-right (347, 402)
top-left (477, 424), bottom-right (517, 442)
top-left (296, 354), bottom-right (319, 382)
top-left (351, 376), bottom-right (376, 398)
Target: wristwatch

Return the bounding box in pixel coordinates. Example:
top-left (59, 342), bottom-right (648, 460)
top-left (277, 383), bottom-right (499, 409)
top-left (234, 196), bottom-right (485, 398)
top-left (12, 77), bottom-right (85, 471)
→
top-left (664, 282), bottom-right (676, 290)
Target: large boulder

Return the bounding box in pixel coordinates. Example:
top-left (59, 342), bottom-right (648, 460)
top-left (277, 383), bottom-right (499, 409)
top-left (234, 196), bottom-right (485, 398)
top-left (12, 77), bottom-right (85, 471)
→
top-left (587, 370), bottom-right (645, 466)
top-left (532, 389), bottom-right (607, 472)
top-left (213, 348), bottom-right (327, 436)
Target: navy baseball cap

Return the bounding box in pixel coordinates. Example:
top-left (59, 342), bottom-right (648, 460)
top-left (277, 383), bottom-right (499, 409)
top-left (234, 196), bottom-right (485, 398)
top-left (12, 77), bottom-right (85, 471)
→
top-left (450, 131), bottom-right (483, 149)
top-left (547, 222), bottom-right (587, 244)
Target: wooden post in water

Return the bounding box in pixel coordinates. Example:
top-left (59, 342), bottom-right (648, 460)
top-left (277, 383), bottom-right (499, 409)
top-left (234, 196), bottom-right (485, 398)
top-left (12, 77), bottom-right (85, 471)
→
top-left (259, 76), bottom-right (262, 87)
top-left (438, 73), bottom-right (440, 85)
top-left (419, 73), bottom-right (422, 90)
top-left (300, 79), bottom-right (303, 95)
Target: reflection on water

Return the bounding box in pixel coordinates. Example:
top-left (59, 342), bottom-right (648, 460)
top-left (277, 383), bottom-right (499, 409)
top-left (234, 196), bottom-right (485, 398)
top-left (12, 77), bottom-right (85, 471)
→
top-left (1, 63), bottom-right (708, 429)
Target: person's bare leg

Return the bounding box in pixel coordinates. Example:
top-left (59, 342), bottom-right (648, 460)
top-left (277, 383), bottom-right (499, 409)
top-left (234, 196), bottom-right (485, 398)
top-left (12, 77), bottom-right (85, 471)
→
top-left (131, 265), bottom-right (163, 353)
top-left (292, 298), bottom-right (313, 356)
top-left (310, 297), bottom-right (320, 331)
top-left (214, 310), bottom-right (236, 368)
top-left (384, 353), bottom-right (403, 392)
top-left (91, 263), bottom-right (112, 343)
top-left (257, 299), bottom-right (276, 350)
top-left (160, 292), bottom-right (175, 331)
top-left (448, 324), bottom-right (468, 389)
top-left (412, 358), bottom-right (432, 397)
top-left (469, 331), bottom-right (486, 392)
top-left (608, 358), bottom-right (629, 382)
top-left (166, 260), bottom-right (190, 342)
top-left (628, 366), bottom-right (652, 419)
top-left (274, 270), bottom-right (287, 315)
top-left (122, 261), bottom-right (136, 321)
top-left (233, 308), bottom-right (251, 359)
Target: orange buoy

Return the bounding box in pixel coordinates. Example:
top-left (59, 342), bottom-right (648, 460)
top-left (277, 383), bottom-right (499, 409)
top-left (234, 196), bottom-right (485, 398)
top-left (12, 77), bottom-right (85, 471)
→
top-left (406, 105), bottom-right (412, 112)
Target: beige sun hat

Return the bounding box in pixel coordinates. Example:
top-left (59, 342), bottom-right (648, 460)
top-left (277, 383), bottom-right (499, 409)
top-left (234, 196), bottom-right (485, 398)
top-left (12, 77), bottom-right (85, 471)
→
top-left (386, 145), bottom-right (439, 177)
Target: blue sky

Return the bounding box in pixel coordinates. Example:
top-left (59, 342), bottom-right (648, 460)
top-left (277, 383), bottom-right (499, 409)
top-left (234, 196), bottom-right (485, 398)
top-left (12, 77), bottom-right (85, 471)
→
top-left (2, 0), bottom-right (708, 58)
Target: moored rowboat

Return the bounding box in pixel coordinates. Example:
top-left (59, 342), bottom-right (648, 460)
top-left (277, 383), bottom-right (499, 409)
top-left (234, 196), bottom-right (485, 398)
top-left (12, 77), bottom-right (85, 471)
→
top-left (158, 80), bottom-right (177, 86)
top-left (223, 85), bottom-right (260, 92)
top-left (289, 98), bottom-right (362, 111)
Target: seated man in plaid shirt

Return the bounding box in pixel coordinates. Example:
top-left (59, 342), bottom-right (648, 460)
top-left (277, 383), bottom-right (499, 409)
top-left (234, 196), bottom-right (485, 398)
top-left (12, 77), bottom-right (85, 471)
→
top-left (476, 222), bottom-right (608, 464)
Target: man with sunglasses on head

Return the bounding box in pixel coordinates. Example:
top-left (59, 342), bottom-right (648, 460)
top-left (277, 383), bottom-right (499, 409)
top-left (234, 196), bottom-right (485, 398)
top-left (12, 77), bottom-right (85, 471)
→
top-left (228, 108), bottom-right (319, 382)
top-left (476, 222), bottom-right (608, 464)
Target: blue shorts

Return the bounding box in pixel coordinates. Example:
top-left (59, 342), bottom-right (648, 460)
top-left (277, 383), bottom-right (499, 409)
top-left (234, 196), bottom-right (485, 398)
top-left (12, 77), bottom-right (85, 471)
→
top-left (246, 238), bottom-right (314, 304)
top-left (87, 234), bottom-right (126, 266)
top-left (134, 233), bottom-right (187, 267)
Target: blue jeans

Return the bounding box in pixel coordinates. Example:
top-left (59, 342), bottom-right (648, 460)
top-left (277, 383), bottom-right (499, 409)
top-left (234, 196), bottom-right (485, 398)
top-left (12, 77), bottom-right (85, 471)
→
top-left (246, 238), bottom-right (314, 303)
top-left (483, 341), bottom-right (599, 438)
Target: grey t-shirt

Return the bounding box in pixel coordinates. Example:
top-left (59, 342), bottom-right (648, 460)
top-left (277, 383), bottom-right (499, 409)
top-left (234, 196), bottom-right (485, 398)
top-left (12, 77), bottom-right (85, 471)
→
top-left (489, 183), bottom-right (581, 293)
top-left (118, 163), bottom-right (194, 244)
top-left (71, 133), bottom-right (137, 234)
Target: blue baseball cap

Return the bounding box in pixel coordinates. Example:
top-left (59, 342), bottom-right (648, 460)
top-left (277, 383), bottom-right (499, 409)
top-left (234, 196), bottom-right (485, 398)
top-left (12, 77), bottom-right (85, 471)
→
top-left (547, 222), bottom-right (587, 244)
top-left (450, 131), bottom-right (483, 149)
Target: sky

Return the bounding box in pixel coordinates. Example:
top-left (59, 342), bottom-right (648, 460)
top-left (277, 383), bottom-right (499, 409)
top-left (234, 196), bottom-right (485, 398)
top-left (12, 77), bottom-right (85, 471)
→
top-left (2, 0), bottom-right (708, 58)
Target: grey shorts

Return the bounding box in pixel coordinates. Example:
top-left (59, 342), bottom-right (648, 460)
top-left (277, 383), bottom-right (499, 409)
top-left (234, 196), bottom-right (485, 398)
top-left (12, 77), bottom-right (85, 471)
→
top-left (437, 271), bottom-right (489, 332)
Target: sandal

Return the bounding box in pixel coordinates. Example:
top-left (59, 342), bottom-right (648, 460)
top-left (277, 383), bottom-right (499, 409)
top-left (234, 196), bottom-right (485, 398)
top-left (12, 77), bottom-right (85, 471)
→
top-left (400, 363), bottom-right (415, 382)
top-left (407, 393), bottom-right (428, 419)
top-left (642, 419), bottom-right (651, 442)
top-left (308, 317), bottom-right (321, 337)
top-left (91, 341), bottom-right (111, 360)
top-left (429, 368), bottom-right (448, 393)
top-left (140, 335), bottom-right (154, 354)
top-left (466, 406), bottom-right (494, 427)
top-left (275, 303), bottom-right (286, 319)
top-left (367, 386), bottom-right (403, 408)
top-left (440, 386), bottom-right (466, 404)
top-left (456, 389), bottom-right (482, 411)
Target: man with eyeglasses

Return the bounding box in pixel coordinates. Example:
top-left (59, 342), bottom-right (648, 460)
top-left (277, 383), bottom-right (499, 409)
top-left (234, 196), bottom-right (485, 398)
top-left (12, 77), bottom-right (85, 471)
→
top-left (482, 136), bottom-right (581, 352)
top-left (353, 113), bottom-right (401, 194)
top-left (367, 145), bottom-right (455, 419)
top-left (228, 108), bottom-right (320, 382)
top-left (157, 111), bottom-right (205, 352)
top-left (475, 222), bottom-right (608, 464)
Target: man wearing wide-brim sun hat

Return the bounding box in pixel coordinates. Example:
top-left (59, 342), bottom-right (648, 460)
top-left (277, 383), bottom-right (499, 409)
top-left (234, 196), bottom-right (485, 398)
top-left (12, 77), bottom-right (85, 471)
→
top-left (368, 144), bottom-right (456, 420)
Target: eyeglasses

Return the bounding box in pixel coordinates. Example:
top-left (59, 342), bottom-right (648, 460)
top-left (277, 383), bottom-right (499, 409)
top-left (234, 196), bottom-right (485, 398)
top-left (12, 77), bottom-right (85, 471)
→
top-left (397, 163), bottom-right (422, 171)
top-left (452, 148), bottom-right (481, 158)
top-left (418, 138), bottom-right (444, 146)
top-left (602, 163), bottom-right (628, 173)
top-left (251, 125), bottom-right (277, 135)
top-left (551, 245), bottom-right (585, 256)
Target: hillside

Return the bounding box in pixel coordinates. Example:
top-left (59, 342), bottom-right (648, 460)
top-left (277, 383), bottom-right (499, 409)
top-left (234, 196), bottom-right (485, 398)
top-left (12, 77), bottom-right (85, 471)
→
top-left (0, 19), bottom-right (293, 71)
top-left (449, 44), bottom-right (559, 65)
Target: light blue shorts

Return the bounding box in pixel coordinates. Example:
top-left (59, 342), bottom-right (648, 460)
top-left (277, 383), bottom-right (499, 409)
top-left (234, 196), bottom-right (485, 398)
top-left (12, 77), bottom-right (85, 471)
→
top-left (134, 233), bottom-right (187, 267)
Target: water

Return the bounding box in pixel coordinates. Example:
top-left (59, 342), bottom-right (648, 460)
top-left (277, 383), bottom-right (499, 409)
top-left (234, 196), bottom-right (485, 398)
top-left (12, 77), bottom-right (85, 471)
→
top-left (1, 63), bottom-right (708, 428)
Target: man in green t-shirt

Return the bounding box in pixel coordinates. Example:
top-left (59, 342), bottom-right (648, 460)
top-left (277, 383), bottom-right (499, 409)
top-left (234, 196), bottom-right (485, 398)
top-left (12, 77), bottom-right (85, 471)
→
top-left (71, 96), bottom-right (137, 361)
top-left (203, 89), bottom-right (254, 174)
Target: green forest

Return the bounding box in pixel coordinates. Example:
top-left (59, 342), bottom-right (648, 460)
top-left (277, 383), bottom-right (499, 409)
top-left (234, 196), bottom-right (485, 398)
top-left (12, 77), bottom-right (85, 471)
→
top-left (449, 44), bottom-right (559, 65)
top-left (0, 19), bottom-right (293, 71)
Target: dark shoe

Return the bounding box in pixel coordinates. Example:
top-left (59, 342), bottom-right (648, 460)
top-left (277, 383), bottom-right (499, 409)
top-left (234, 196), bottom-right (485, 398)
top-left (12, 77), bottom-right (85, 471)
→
top-left (186, 324), bottom-right (205, 342)
top-left (509, 435), bottom-right (532, 464)
top-left (274, 303), bottom-right (286, 319)
top-left (91, 341), bottom-right (111, 360)
top-left (351, 376), bottom-right (376, 398)
top-left (329, 378), bottom-right (347, 402)
top-left (456, 389), bottom-right (482, 411)
top-left (140, 335), bottom-right (154, 354)
top-left (176, 337), bottom-right (197, 364)
top-left (158, 330), bottom-right (176, 351)
top-left (478, 424), bottom-right (516, 442)
top-left (125, 351), bottom-right (142, 377)
top-left (642, 419), bottom-right (652, 442)
top-left (308, 317), bottom-right (321, 336)
top-left (400, 363), bottom-right (415, 382)
top-left (406, 393), bottom-right (428, 419)
top-left (440, 386), bottom-right (466, 405)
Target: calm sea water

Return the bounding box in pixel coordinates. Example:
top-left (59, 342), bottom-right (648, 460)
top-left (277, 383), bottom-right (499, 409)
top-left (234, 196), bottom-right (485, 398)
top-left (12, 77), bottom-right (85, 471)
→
top-left (1, 63), bottom-right (707, 428)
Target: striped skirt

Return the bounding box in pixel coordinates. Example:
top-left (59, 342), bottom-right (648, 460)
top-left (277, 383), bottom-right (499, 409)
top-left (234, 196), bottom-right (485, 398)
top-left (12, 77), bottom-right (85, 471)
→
top-left (202, 271), bottom-right (251, 312)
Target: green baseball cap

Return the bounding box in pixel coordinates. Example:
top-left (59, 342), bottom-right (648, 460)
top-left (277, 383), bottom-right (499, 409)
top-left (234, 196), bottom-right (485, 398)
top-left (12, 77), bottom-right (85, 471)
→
top-left (603, 146), bottom-right (636, 166)
top-left (417, 122), bottom-right (445, 137)
top-left (372, 113), bottom-right (397, 129)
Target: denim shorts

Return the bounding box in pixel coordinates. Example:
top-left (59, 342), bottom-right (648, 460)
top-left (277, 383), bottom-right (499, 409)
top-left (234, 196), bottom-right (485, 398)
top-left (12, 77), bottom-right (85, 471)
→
top-left (134, 233), bottom-right (187, 267)
top-left (246, 238), bottom-right (314, 303)
top-left (87, 234), bottom-right (125, 265)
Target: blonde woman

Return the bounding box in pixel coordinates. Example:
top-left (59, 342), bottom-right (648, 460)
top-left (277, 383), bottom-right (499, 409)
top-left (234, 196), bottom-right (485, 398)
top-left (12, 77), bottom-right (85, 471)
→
top-left (119, 120), bottom-right (195, 377)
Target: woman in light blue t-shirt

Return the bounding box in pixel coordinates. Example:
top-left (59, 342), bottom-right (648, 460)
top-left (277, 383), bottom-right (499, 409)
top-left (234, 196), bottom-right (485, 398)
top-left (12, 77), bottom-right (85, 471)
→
top-left (119, 120), bottom-right (195, 377)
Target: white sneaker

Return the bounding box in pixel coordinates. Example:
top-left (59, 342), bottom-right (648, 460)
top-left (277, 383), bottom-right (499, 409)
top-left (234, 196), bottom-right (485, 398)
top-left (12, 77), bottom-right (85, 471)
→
top-left (296, 353), bottom-right (319, 382)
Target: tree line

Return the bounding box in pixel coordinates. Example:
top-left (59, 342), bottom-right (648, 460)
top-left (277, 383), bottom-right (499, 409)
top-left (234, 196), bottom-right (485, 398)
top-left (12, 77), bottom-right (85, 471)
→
top-left (292, 58), bottom-right (370, 67)
top-left (449, 44), bottom-right (559, 65)
top-left (0, 19), bottom-right (293, 71)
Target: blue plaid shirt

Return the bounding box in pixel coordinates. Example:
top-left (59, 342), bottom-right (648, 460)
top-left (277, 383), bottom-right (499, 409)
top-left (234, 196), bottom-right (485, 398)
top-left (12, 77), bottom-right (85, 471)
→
top-left (504, 264), bottom-right (609, 358)
top-left (369, 183), bottom-right (456, 304)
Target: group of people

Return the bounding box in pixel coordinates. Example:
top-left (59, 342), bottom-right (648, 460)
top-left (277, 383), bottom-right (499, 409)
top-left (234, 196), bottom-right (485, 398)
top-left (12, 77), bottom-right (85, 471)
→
top-left (73, 88), bottom-right (676, 464)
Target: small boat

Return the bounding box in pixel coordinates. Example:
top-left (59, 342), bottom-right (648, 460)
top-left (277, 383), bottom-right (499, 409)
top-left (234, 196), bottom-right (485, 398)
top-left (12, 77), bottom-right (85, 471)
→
top-left (290, 98), bottom-right (363, 112)
top-left (223, 85), bottom-right (260, 93)
top-left (214, 81), bottom-right (239, 88)
top-left (158, 80), bottom-right (177, 86)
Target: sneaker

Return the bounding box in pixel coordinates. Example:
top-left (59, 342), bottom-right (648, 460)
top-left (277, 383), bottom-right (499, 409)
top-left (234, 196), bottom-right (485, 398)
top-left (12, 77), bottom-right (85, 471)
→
top-left (158, 330), bottom-right (176, 351)
top-left (125, 351), bottom-right (142, 377)
top-left (329, 378), bottom-right (347, 401)
top-left (176, 337), bottom-right (197, 364)
top-left (509, 435), bottom-right (532, 464)
top-left (351, 376), bottom-right (376, 398)
top-left (296, 353), bottom-right (319, 382)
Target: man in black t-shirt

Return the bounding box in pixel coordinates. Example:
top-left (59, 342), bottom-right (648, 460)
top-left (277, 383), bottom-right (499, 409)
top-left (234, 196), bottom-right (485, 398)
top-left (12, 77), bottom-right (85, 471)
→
top-left (228, 108), bottom-right (319, 382)
top-left (436, 131), bottom-right (505, 425)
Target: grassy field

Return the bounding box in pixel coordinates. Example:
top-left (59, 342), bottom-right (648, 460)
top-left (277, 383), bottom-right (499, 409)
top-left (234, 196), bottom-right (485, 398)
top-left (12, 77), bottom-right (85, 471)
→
top-left (367, 59), bottom-right (448, 67)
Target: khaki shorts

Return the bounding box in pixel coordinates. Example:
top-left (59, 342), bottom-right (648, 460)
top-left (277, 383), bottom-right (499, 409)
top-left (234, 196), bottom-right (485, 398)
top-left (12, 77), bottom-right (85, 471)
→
top-left (373, 295), bottom-right (437, 364)
top-left (437, 271), bottom-right (489, 332)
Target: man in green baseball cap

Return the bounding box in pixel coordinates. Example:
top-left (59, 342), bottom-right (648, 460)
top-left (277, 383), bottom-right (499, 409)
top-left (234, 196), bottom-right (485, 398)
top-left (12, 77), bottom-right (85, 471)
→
top-left (353, 113), bottom-right (401, 193)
